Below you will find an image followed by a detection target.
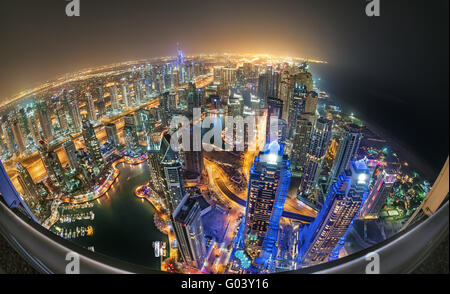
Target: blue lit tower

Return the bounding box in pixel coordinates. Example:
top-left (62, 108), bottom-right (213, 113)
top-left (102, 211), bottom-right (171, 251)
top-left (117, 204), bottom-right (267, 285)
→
top-left (298, 118), bottom-right (332, 198)
top-left (173, 194), bottom-right (206, 269)
top-left (298, 160), bottom-right (370, 266)
top-left (327, 124), bottom-right (363, 193)
top-left (243, 141), bottom-right (292, 265)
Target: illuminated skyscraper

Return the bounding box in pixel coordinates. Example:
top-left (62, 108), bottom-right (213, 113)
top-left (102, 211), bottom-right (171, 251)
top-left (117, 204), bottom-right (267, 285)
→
top-left (121, 79), bottom-right (130, 107)
top-left (16, 162), bottom-right (40, 203)
top-left (63, 139), bottom-right (79, 171)
top-left (160, 133), bottom-right (186, 212)
top-left (86, 92), bottom-right (97, 121)
top-left (68, 96), bottom-right (82, 131)
top-left (123, 114), bottom-right (140, 155)
top-left (302, 91), bottom-right (318, 115)
top-left (109, 85), bottom-right (120, 111)
top-left (97, 85), bottom-right (106, 117)
top-left (105, 123), bottom-right (120, 148)
top-left (291, 114), bottom-right (313, 172)
top-left (327, 124), bottom-right (363, 193)
top-left (1, 122), bottom-right (14, 156)
top-left (299, 118), bottom-right (332, 199)
top-left (133, 81), bottom-right (142, 105)
top-left (173, 194), bottom-right (206, 269)
top-left (81, 119), bottom-right (104, 175)
top-left (26, 113), bottom-right (40, 145)
top-left (243, 142), bottom-right (291, 265)
top-left (38, 141), bottom-right (65, 186)
top-left (9, 115), bottom-right (26, 155)
top-left (358, 169), bottom-right (397, 219)
top-left (37, 102), bottom-right (54, 142)
top-left (298, 160), bottom-right (370, 266)
top-left (147, 132), bottom-right (165, 194)
top-left (56, 106), bottom-right (69, 132)
top-left (266, 97), bottom-right (283, 144)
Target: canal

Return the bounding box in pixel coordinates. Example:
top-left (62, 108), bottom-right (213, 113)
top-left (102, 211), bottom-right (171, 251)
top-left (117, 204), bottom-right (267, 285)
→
top-left (50, 161), bottom-right (168, 271)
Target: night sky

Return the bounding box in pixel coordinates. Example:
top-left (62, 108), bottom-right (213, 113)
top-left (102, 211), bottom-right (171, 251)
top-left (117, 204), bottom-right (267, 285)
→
top-left (0, 0), bottom-right (448, 172)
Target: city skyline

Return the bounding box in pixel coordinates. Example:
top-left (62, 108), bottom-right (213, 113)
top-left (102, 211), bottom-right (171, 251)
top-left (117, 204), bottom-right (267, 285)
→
top-left (0, 0), bottom-right (448, 276)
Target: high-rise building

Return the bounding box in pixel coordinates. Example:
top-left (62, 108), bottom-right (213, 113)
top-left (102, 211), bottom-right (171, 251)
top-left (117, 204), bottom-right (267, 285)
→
top-left (278, 71), bottom-right (291, 121)
top-left (299, 118), bottom-right (332, 198)
top-left (160, 133), bottom-right (186, 212)
top-left (327, 124), bottom-right (363, 193)
top-left (121, 79), bottom-right (130, 108)
top-left (243, 142), bottom-right (291, 265)
top-left (147, 132), bottom-right (165, 194)
top-left (56, 106), bottom-right (69, 132)
top-left (63, 139), bottom-right (79, 170)
top-left (358, 169), bottom-right (397, 219)
top-left (123, 114), bottom-right (140, 155)
top-left (9, 115), bottom-right (26, 155)
top-left (85, 92), bottom-right (97, 121)
top-left (1, 122), bottom-right (14, 156)
top-left (105, 123), bottom-right (120, 148)
top-left (298, 160), bottom-right (370, 266)
top-left (109, 85), bottom-right (120, 111)
top-left (302, 91), bottom-right (318, 115)
top-left (68, 96), bottom-right (82, 131)
top-left (81, 119), bottom-right (104, 175)
top-left (173, 194), bottom-right (207, 269)
top-left (38, 142), bottom-right (65, 186)
top-left (16, 162), bottom-right (40, 203)
top-left (97, 85), bottom-right (105, 117)
top-left (133, 81), bottom-right (142, 105)
top-left (37, 102), bottom-right (54, 142)
top-left (291, 114), bottom-right (313, 172)
top-left (26, 113), bottom-right (40, 145)
top-left (266, 97), bottom-right (283, 144)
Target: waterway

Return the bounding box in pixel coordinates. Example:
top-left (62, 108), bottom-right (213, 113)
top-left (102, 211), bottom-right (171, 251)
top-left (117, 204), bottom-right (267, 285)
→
top-left (50, 161), bottom-right (168, 271)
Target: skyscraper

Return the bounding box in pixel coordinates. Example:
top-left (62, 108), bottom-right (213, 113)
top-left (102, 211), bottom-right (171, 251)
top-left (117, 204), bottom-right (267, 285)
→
top-left (97, 85), bottom-right (106, 117)
top-left (123, 114), bottom-right (140, 155)
top-left (56, 106), bottom-right (69, 132)
top-left (291, 114), bottom-right (313, 172)
top-left (38, 141), bottom-right (65, 187)
top-left (16, 162), bottom-right (40, 204)
top-left (147, 131), bottom-right (165, 194)
top-left (243, 141), bottom-right (291, 265)
top-left (81, 119), bottom-right (104, 175)
top-left (173, 194), bottom-right (207, 269)
top-left (160, 133), bottom-right (186, 212)
top-left (109, 85), bottom-right (120, 111)
top-left (105, 123), bottom-right (120, 148)
top-left (327, 124), bottom-right (363, 193)
top-left (37, 102), bottom-right (54, 142)
top-left (68, 96), bottom-right (82, 131)
top-left (63, 139), bottom-right (79, 171)
top-left (86, 92), bottom-right (97, 121)
top-left (9, 115), bottom-right (26, 155)
top-left (1, 122), bottom-right (14, 156)
top-left (299, 118), bottom-right (332, 199)
top-left (358, 169), bottom-right (397, 219)
top-left (298, 160), bottom-right (370, 266)
top-left (121, 79), bottom-right (130, 108)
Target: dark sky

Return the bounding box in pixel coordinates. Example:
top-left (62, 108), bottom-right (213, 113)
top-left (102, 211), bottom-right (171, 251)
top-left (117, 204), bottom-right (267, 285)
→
top-left (0, 0), bottom-right (448, 171)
